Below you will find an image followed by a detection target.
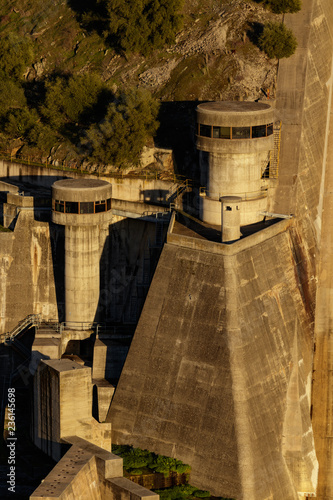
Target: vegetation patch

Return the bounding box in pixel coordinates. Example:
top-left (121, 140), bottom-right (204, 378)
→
top-left (112, 445), bottom-right (234, 500)
top-left (259, 22), bottom-right (297, 59)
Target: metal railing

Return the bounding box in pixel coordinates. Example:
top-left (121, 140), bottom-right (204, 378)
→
top-left (1, 314), bottom-right (41, 344)
top-left (199, 187), bottom-right (268, 201)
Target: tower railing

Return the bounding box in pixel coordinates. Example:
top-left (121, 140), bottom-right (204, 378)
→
top-left (199, 187), bottom-right (268, 201)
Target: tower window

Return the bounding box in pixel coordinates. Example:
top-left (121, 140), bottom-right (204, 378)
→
top-left (232, 127), bottom-right (250, 139)
top-left (199, 124), bottom-right (212, 138)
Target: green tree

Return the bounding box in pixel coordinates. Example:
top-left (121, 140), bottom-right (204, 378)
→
top-left (259, 22), bottom-right (297, 59)
top-left (0, 77), bottom-right (27, 117)
top-left (3, 107), bottom-right (40, 139)
top-left (265, 0), bottom-right (302, 14)
top-left (105, 0), bottom-right (183, 54)
top-left (82, 88), bottom-right (160, 167)
top-left (0, 34), bottom-right (34, 79)
top-left (41, 73), bottom-right (111, 130)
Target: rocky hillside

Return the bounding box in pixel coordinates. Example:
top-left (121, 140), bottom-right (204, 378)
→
top-left (0, 0), bottom-right (279, 173)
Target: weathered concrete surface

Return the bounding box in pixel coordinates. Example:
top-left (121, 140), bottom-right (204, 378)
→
top-left (0, 159), bottom-right (176, 204)
top-left (30, 445), bottom-right (102, 500)
top-left (0, 210), bottom-right (58, 333)
top-left (33, 359), bottom-right (93, 461)
top-left (272, 0), bottom-right (333, 497)
top-left (108, 223), bottom-right (317, 499)
top-left (311, 7), bottom-right (333, 497)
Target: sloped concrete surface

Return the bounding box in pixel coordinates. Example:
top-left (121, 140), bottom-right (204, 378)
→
top-left (108, 224), bottom-right (316, 499)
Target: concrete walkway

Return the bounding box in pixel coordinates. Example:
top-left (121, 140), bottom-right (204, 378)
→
top-left (273, 0), bottom-right (314, 216)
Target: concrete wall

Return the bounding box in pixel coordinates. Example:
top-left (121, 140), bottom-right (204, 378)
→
top-left (0, 160), bottom-right (176, 205)
top-left (0, 210), bottom-right (58, 333)
top-left (108, 221), bottom-right (317, 499)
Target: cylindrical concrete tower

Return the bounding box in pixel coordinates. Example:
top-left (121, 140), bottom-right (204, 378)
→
top-left (52, 179), bottom-right (112, 326)
top-left (220, 196), bottom-right (241, 242)
top-left (196, 101), bottom-right (274, 226)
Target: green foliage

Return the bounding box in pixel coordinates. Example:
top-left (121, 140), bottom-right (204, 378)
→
top-left (264, 0), bottom-right (302, 14)
top-left (111, 444), bottom-right (191, 476)
top-left (105, 0), bottom-right (184, 54)
top-left (4, 108), bottom-right (39, 139)
top-left (192, 491), bottom-right (210, 498)
top-left (259, 22), bottom-right (297, 59)
top-left (82, 88), bottom-right (159, 167)
top-left (0, 77), bottom-right (27, 116)
top-left (0, 34), bottom-right (34, 79)
top-left (41, 73), bottom-right (111, 130)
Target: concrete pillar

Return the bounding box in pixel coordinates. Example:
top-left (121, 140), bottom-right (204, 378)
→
top-left (52, 179), bottom-right (112, 326)
top-left (220, 196), bottom-right (241, 242)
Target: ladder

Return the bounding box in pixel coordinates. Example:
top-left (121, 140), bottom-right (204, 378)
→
top-left (270, 121), bottom-right (282, 179)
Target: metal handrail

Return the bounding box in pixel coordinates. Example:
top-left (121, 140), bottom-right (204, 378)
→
top-left (199, 187), bottom-right (268, 200)
top-left (2, 314), bottom-right (41, 344)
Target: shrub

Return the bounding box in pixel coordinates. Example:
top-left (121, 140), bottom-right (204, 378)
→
top-left (193, 491), bottom-right (211, 498)
top-left (82, 88), bottom-right (159, 167)
top-left (0, 34), bottom-right (34, 79)
top-left (104, 0), bottom-right (184, 54)
top-left (4, 108), bottom-right (39, 139)
top-left (265, 0), bottom-right (302, 14)
top-left (41, 73), bottom-right (111, 130)
top-left (259, 22), bottom-right (297, 59)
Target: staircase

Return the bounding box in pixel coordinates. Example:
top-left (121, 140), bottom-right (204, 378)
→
top-left (1, 314), bottom-right (41, 345)
top-left (167, 179), bottom-right (192, 209)
top-left (270, 121), bottom-right (282, 179)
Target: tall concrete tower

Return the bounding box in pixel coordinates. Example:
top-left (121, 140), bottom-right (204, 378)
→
top-left (52, 179), bottom-right (112, 326)
top-left (196, 101), bottom-right (274, 226)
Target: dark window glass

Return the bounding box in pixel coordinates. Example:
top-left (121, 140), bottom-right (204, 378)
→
top-left (232, 127), bottom-right (250, 139)
top-left (212, 126), bottom-right (220, 138)
top-left (95, 200), bottom-right (106, 213)
top-left (80, 201), bottom-right (94, 214)
top-left (220, 126), bottom-right (231, 139)
top-left (267, 123), bottom-right (273, 136)
top-left (55, 200), bottom-right (64, 213)
top-left (252, 125), bottom-right (267, 138)
top-left (213, 126), bottom-right (231, 139)
top-left (65, 201), bottom-right (79, 214)
top-left (107, 198), bottom-right (111, 211)
top-left (199, 124), bottom-right (212, 138)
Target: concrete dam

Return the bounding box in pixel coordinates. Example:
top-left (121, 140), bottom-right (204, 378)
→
top-left (0, 0), bottom-right (332, 498)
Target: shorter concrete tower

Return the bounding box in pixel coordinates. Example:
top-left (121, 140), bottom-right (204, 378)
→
top-left (52, 179), bottom-right (112, 326)
top-left (196, 101), bottom-right (274, 226)
top-left (220, 196), bottom-right (241, 242)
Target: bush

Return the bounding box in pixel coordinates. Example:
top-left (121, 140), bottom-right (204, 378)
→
top-left (41, 73), bottom-right (111, 130)
top-left (82, 88), bottom-right (159, 167)
top-left (259, 22), bottom-right (297, 59)
top-left (0, 34), bottom-right (34, 79)
top-left (105, 0), bottom-right (184, 54)
top-left (265, 0), bottom-right (302, 14)
top-left (4, 108), bottom-right (39, 139)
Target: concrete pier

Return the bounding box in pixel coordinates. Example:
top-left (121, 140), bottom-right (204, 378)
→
top-left (52, 179), bottom-right (112, 325)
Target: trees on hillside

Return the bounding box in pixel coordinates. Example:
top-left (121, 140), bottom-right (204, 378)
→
top-left (259, 22), bottom-right (297, 59)
top-left (82, 88), bottom-right (160, 166)
top-left (104, 0), bottom-right (183, 54)
top-left (264, 0), bottom-right (302, 14)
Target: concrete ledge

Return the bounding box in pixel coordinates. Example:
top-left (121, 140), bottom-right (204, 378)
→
top-left (167, 216), bottom-right (293, 255)
top-left (63, 436), bottom-right (123, 479)
top-left (106, 477), bottom-right (159, 500)
top-left (30, 444), bottom-right (95, 499)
